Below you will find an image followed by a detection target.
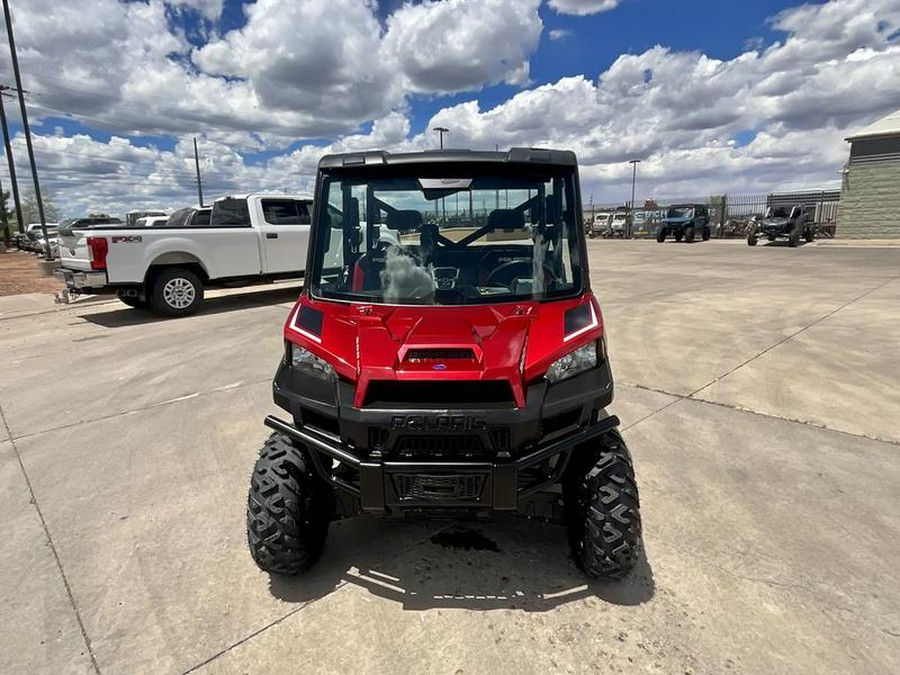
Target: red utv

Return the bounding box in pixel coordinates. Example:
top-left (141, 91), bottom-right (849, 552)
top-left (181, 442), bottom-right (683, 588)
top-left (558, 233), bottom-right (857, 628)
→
top-left (246, 148), bottom-right (642, 578)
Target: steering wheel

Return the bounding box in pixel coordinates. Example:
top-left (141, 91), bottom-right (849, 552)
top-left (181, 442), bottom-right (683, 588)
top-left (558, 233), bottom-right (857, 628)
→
top-left (485, 259), bottom-right (559, 288)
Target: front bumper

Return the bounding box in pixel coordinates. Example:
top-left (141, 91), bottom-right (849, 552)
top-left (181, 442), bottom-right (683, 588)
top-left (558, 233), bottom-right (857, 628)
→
top-left (266, 413), bottom-right (619, 516)
top-left (55, 268), bottom-right (108, 291)
top-left (271, 360), bottom-right (615, 516)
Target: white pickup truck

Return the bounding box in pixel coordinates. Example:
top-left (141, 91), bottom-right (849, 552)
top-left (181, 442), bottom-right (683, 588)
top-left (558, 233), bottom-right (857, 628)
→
top-left (57, 194), bottom-right (314, 317)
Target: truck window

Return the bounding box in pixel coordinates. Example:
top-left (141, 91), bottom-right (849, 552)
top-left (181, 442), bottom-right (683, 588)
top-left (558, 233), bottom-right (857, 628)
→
top-left (262, 199), bottom-right (311, 225)
top-left (211, 199), bottom-right (251, 227)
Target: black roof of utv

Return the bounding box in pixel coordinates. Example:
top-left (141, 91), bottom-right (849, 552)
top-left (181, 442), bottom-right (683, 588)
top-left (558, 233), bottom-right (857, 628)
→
top-left (318, 147), bottom-right (577, 170)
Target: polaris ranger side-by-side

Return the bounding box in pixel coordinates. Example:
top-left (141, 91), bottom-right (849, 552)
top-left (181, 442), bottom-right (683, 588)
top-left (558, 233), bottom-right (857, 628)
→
top-left (656, 204), bottom-right (710, 243)
top-left (246, 148), bottom-right (642, 579)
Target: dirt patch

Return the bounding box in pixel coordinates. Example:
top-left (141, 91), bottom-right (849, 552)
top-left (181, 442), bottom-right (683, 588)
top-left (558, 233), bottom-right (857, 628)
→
top-left (0, 251), bottom-right (64, 296)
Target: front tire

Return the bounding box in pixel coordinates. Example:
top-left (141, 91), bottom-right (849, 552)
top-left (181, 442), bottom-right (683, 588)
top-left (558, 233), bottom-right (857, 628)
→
top-left (565, 430), bottom-right (642, 578)
top-left (788, 226), bottom-right (801, 247)
top-left (656, 227), bottom-right (667, 243)
top-left (683, 226), bottom-right (695, 243)
top-left (702, 227), bottom-right (710, 241)
top-left (150, 267), bottom-right (204, 317)
top-left (247, 433), bottom-right (333, 576)
top-left (804, 227), bottom-right (815, 243)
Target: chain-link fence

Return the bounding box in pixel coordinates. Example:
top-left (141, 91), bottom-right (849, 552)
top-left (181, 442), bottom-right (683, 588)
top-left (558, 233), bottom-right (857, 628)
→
top-left (584, 189), bottom-right (841, 238)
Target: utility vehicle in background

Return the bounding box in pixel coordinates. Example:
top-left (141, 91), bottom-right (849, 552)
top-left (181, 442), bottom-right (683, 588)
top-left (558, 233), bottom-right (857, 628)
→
top-left (656, 204), bottom-right (710, 243)
top-left (748, 205), bottom-right (815, 247)
top-left (246, 148), bottom-right (643, 579)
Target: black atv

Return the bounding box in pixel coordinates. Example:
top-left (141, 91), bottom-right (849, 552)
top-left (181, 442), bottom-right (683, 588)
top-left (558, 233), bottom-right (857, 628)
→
top-left (748, 206), bottom-right (815, 247)
top-left (656, 204), bottom-right (711, 243)
top-left (246, 148), bottom-right (642, 580)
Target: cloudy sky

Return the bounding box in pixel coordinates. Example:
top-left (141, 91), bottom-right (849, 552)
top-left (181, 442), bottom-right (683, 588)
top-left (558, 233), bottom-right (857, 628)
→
top-left (0, 0), bottom-right (898, 219)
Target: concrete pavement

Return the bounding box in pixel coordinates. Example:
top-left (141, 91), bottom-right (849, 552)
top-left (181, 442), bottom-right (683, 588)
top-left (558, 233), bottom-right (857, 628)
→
top-left (1, 240), bottom-right (898, 674)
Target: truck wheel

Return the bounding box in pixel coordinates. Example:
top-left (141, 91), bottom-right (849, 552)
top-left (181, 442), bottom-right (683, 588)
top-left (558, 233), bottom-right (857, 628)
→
top-left (702, 227), bottom-right (710, 241)
top-left (151, 268), bottom-right (204, 317)
top-left (116, 291), bottom-right (150, 310)
top-left (683, 226), bottom-right (695, 243)
top-left (788, 227), bottom-right (801, 247)
top-left (247, 432), bottom-right (332, 576)
top-left (656, 228), bottom-right (667, 243)
top-left (565, 430), bottom-right (642, 578)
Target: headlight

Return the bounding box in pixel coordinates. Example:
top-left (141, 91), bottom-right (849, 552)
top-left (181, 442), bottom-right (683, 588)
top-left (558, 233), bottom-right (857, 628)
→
top-left (545, 341), bottom-right (599, 383)
top-left (287, 342), bottom-right (335, 380)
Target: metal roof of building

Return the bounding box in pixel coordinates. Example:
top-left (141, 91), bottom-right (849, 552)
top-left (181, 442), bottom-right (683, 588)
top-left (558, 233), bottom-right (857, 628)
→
top-left (846, 108), bottom-right (900, 141)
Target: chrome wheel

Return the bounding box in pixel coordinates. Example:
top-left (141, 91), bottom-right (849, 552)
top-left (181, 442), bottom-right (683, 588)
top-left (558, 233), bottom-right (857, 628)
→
top-left (162, 277), bottom-right (196, 309)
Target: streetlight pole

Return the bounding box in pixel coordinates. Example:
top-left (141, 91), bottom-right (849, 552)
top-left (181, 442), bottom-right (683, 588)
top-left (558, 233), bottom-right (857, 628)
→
top-left (628, 159), bottom-right (641, 239)
top-left (0, 89), bottom-right (22, 233)
top-left (3, 0), bottom-right (50, 257)
top-left (433, 126), bottom-right (448, 150)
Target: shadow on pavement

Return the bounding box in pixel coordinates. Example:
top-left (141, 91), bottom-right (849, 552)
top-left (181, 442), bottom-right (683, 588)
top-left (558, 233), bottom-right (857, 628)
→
top-left (269, 517), bottom-right (655, 612)
top-left (79, 285), bottom-right (302, 328)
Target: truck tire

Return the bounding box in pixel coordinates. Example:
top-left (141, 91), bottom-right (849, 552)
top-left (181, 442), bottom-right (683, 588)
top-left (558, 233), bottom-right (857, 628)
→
top-left (565, 429), bottom-right (642, 578)
top-left (683, 226), bottom-right (695, 243)
top-left (247, 432), bottom-right (332, 576)
top-left (788, 226), bottom-right (801, 247)
top-left (656, 227), bottom-right (667, 243)
top-left (150, 267), bottom-right (204, 317)
top-left (116, 291), bottom-right (150, 310)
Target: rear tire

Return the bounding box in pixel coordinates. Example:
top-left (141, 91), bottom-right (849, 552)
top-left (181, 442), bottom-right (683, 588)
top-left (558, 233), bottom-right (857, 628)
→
top-left (747, 224), bottom-right (758, 246)
top-left (683, 226), bottom-right (695, 243)
top-left (788, 226), bottom-right (801, 247)
top-left (804, 227), bottom-right (815, 243)
top-left (702, 227), bottom-right (710, 241)
top-left (565, 429), bottom-right (642, 578)
top-left (247, 433), bottom-right (333, 576)
top-left (150, 267), bottom-right (204, 317)
top-left (674, 230), bottom-right (683, 243)
top-left (656, 227), bottom-right (667, 243)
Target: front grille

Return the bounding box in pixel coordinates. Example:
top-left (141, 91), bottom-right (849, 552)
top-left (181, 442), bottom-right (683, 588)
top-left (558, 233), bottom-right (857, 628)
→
top-left (368, 427), bottom-right (389, 450)
top-left (395, 435), bottom-right (484, 458)
top-left (393, 474), bottom-right (484, 501)
top-left (406, 348), bottom-right (475, 361)
top-left (489, 428), bottom-right (511, 451)
top-left (363, 380), bottom-right (515, 408)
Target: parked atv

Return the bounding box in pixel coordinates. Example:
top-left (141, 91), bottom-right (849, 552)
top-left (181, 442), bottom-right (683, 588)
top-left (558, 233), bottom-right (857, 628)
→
top-left (246, 148), bottom-right (642, 580)
top-left (656, 204), bottom-right (710, 243)
top-left (748, 206), bottom-right (815, 247)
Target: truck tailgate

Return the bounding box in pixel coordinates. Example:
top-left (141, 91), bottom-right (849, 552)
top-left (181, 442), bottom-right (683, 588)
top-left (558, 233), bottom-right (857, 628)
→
top-left (58, 230), bottom-right (93, 271)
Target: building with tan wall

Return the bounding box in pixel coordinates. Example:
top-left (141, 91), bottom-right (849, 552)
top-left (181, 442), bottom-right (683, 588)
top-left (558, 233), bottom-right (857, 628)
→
top-left (837, 109), bottom-right (900, 238)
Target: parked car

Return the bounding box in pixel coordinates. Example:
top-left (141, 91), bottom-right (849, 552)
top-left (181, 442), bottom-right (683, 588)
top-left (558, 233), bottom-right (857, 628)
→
top-left (125, 210), bottom-right (168, 228)
top-left (58, 215), bottom-right (124, 235)
top-left (656, 204), bottom-right (711, 243)
top-left (56, 194), bottom-right (314, 316)
top-left (23, 223), bottom-right (60, 253)
top-left (602, 210), bottom-right (629, 238)
top-left (246, 147), bottom-right (642, 580)
top-left (747, 205), bottom-right (815, 247)
top-left (588, 211), bottom-right (613, 238)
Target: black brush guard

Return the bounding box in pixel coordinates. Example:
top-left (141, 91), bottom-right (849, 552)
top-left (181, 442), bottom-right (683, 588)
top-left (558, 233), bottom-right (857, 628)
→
top-left (264, 413), bottom-right (619, 515)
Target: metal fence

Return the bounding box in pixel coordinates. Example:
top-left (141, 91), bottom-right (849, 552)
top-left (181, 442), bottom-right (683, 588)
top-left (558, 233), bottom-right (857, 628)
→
top-left (585, 189), bottom-right (841, 238)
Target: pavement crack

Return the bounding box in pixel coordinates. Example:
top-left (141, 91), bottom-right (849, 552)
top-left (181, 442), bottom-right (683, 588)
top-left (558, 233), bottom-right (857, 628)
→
top-left (691, 275), bottom-right (900, 398)
top-left (180, 523), bottom-right (453, 674)
top-left (618, 382), bottom-right (900, 447)
top-left (0, 404), bottom-right (102, 675)
top-left (7, 377), bottom-right (272, 442)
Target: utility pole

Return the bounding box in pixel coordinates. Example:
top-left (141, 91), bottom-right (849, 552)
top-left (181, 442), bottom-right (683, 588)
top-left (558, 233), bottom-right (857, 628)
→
top-left (0, 89), bottom-right (22, 233)
top-left (0, 173), bottom-right (8, 246)
top-left (3, 0), bottom-right (49, 256)
top-left (433, 126), bottom-right (448, 150)
top-left (628, 159), bottom-right (642, 239)
top-left (193, 137), bottom-right (204, 207)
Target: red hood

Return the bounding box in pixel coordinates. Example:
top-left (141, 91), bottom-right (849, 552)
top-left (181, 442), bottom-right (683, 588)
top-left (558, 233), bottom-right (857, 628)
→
top-left (285, 295), bottom-right (603, 408)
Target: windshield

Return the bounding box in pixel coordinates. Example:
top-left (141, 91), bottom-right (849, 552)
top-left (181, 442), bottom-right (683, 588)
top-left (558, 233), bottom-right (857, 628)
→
top-left (667, 207), bottom-right (694, 218)
top-left (310, 168), bottom-right (582, 306)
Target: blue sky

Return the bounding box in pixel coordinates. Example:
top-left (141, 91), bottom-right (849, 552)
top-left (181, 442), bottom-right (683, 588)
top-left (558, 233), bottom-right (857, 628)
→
top-left (1, 0), bottom-right (898, 218)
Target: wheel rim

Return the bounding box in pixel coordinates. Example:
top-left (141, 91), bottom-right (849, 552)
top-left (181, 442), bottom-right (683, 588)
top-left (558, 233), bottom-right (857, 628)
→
top-left (162, 277), bottom-right (195, 309)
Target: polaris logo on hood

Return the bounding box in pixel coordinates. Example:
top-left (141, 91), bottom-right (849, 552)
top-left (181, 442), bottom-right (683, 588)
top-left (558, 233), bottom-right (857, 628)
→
top-left (390, 415), bottom-right (487, 432)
